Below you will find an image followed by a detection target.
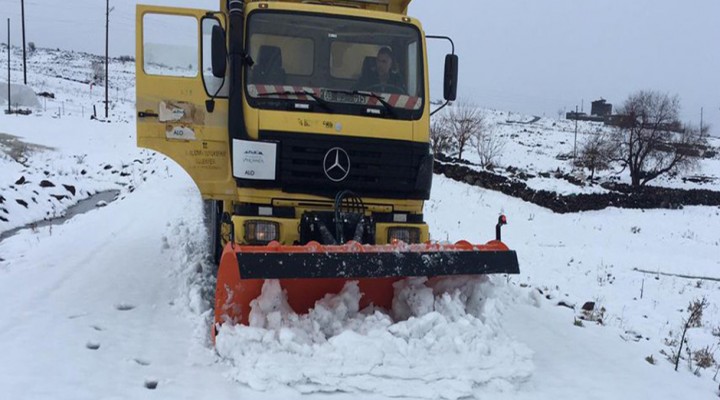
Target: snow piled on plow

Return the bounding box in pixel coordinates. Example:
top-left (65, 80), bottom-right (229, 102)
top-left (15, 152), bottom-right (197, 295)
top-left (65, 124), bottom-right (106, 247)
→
top-left (215, 277), bottom-right (533, 400)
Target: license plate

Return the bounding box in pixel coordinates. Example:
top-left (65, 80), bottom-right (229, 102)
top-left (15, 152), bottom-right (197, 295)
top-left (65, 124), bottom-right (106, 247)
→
top-left (321, 90), bottom-right (368, 105)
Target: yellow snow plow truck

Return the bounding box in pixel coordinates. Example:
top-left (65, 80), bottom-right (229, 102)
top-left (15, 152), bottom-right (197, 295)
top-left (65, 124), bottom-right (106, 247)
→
top-left (136, 0), bottom-right (519, 338)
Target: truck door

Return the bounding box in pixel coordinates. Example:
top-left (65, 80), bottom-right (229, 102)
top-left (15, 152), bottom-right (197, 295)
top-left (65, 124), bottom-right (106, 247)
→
top-left (136, 5), bottom-right (234, 200)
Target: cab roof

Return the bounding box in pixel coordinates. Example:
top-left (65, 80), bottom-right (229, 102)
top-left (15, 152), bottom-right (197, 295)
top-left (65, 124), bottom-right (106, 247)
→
top-left (229, 0), bottom-right (412, 15)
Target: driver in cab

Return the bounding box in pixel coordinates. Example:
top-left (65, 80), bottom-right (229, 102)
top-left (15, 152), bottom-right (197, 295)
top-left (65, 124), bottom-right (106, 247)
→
top-left (356, 47), bottom-right (406, 94)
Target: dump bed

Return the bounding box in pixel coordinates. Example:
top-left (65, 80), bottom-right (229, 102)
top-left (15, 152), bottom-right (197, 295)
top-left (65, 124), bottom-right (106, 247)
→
top-left (241, 0), bottom-right (412, 14)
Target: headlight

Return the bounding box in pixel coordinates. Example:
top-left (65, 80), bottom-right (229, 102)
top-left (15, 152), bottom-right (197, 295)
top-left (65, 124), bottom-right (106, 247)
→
top-left (388, 227), bottom-right (421, 244)
top-left (244, 220), bottom-right (280, 244)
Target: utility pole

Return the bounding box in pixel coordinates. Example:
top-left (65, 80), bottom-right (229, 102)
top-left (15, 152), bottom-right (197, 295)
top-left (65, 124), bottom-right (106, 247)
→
top-left (700, 107), bottom-right (704, 134)
top-left (21, 0), bottom-right (26, 85)
top-left (105, 0), bottom-right (110, 119)
top-left (573, 105), bottom-right (578, 159)
top-left (6, 18), bottom-right (10, 115)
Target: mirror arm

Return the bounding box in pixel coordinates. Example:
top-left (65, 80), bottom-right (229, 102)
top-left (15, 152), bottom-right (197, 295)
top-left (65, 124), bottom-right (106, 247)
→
top-left (427, 35), bottom-right (457, 116)
top-left (426, 35), bottom-right (455, 55)
top-left (430, 100), bottom-right (450, 117)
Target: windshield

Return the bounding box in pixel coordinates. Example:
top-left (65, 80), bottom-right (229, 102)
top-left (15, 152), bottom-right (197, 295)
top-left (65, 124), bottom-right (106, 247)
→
top-left (245, 11), bottom-right (424, 120)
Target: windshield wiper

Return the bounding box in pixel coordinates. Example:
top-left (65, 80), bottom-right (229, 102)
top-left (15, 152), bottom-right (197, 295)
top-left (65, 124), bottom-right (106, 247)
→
top-left (256, 91), bottom-right (334, 113)
top-left (324, 89), bottom-right (397, 118)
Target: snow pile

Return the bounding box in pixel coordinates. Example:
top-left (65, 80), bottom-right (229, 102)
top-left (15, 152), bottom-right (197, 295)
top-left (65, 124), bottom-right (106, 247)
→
top-left (216, 277), bottom-right (533, 399)
top-left (162, 213), bottom-right (218, 346)
top-left (0, 83), bottom-right (41, 108)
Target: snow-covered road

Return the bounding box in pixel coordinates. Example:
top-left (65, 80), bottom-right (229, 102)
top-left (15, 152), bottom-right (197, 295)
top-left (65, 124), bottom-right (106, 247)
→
top-left (0, 150), bottom-right (225, 398)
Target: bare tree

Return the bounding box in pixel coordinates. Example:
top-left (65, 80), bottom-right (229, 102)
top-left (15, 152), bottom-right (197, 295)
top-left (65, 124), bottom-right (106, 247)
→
top-left (430, 115), bottom-right (453, 156)
top-left (474, 126), bottom-right (505, 169)
top-left (446, 103), bottom-right (483, 159)
top-left (610, 90), bottom-right (706, 187)
top-left (577, 132), bottom-right (615, 179)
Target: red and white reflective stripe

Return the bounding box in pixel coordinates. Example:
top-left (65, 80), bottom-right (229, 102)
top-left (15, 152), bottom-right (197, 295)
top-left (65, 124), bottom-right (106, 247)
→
top-left (404, 95), bottom-right (420, 110)
top-left (249, 84), bottom-right (313, 100)
top-left (247, 85), bottom-right (422, 110)
top-left (372, 93), bottom-right (422, 110)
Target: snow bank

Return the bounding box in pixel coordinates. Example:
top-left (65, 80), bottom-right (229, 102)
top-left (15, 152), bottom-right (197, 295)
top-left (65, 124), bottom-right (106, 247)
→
top-left (0, 83), bottom-right (41, 108)
top-left (216, 277), bottom-right (533, 399)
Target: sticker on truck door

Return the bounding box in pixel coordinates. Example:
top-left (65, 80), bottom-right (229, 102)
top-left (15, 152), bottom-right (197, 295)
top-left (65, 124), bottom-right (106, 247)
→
top-left (158, 100), bottom-right (204, 124)
top-left (165, 125), bottom-right (196, 140)
top-left (232, 139), bottom-right (277, 180)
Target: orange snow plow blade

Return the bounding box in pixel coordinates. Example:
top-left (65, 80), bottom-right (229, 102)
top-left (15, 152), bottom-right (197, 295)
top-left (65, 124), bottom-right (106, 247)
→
top-left (213, 240), bottom-right (519, 335)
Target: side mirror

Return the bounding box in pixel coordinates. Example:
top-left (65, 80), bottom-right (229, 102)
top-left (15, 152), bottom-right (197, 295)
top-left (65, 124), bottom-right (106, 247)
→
top-left (211, 25), bottom-right (227, 78)
top-left (443, 54), bottom-right (459, 101)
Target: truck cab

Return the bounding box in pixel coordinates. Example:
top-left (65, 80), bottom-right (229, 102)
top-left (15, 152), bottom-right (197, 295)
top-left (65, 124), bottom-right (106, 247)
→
top-left (136, 0), bottom-right (458, 259)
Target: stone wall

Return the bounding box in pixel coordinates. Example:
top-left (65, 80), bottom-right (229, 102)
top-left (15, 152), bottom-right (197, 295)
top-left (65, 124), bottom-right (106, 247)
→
top-left (434, 159), bottom-right (720, 213)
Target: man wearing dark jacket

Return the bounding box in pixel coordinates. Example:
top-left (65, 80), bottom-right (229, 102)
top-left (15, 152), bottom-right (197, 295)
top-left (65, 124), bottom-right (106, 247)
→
top-left (357, 47), bottom-right (406, 94)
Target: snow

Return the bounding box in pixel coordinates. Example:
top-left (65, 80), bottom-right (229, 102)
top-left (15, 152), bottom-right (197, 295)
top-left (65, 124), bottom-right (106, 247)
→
top-left (216, 278), bottom-right (533, 399)
top-left (0, 83), bottom-right (42, 108)
top-left (1, 45), bottom-right (720, 399)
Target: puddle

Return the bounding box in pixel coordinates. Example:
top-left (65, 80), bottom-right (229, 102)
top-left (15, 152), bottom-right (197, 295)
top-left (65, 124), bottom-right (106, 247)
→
top-left (0, 190), bottom-right (120, 242)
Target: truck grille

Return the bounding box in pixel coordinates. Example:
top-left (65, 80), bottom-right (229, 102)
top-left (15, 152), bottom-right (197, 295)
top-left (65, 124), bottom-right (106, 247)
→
top-left (258, 131), bottom-right (432, 200)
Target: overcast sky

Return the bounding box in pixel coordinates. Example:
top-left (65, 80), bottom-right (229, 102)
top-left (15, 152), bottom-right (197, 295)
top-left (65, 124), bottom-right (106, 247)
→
top-left (1, 0), bottom-right (718, 131)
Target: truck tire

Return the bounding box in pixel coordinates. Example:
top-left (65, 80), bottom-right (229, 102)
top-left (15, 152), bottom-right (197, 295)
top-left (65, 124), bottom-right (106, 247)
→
top-left (203, 199), bottom-right (223, 266)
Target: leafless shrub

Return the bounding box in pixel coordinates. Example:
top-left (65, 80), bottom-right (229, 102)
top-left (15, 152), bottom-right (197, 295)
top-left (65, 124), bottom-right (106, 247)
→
top-left (474, 126), bottom-right (506, 170)
top-left (688, 298), bottom-right (708, 328)
top-left (445, 102), bottom-right (484, 159)
top-left (712, 326), bottom-right (720, 338)
top-left (674, 297), bottom-right (709, 371)
top-left (91, 60), bottom-right (105, 84)
top-left (693, 346), bottom-right (717, 371)
top-left (73, 154), bottom-right (88, 165)
top-left (430, 115), bottom-right (453, 156)
top-left (576, 132), bottom-right (616, 179)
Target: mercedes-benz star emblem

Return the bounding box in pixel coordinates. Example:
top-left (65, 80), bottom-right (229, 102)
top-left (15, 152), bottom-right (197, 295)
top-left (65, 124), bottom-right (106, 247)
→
top-left (323, 147), bottom-right (351, 182)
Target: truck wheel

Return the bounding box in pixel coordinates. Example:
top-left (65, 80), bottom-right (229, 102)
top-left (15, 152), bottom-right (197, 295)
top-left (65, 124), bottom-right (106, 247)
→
top-left (203, 199), bottom-right (223, 266)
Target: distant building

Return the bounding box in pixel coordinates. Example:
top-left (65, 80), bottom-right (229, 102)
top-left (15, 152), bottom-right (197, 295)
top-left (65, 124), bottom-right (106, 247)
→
top-left (566, 111), bottom-right (603, 122)
top-left (566, 98), bottom-right (683, 132)
top-left (591, 99), bottom-right (612, 117)
top-left (565, 98), bottom-right (613, 122)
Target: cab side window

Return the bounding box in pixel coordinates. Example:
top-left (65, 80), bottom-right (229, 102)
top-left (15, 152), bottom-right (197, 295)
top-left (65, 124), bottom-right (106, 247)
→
top-left (142, 14), bottom-right (198, 78)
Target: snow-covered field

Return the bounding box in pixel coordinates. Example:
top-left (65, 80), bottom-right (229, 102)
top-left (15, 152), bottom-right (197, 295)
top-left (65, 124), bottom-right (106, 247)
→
top-left (2, 46), bottom-right (720, 399)
top-left (455, 110), bottom-right (720, 195)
